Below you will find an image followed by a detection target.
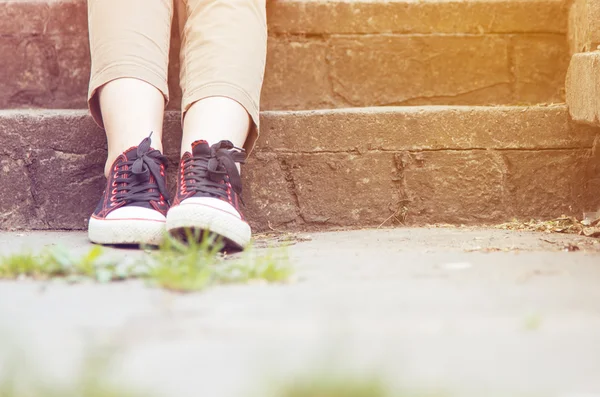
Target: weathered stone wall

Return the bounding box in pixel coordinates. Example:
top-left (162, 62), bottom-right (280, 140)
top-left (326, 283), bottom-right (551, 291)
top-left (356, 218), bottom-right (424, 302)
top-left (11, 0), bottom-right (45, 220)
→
top-left (1, 107), bottom-right (598, 231)
top-left (0, 0), bottom-right (570, 111)
top-left (2, 0), bottom-right (597, 232)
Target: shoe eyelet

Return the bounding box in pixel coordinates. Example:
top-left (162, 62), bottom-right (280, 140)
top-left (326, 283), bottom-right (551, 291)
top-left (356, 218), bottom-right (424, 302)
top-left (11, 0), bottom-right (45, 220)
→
top-left (112, 181), bottom-right (117, 187)
top-left (110, 196), bottom-right (116, 202)
top-left (111, 188), bottom-right (117, 195)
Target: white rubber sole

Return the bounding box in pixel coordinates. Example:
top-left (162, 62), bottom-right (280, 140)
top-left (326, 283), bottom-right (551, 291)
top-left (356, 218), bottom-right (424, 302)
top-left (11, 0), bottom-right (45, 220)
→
top-left (88, 217), bottom-right (166, 246)
top-left (166, 198), bottom-right (251, 249)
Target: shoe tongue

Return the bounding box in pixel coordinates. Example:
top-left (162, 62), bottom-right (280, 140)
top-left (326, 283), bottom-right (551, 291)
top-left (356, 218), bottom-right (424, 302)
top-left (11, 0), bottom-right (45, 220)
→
top-left (191, 140), bottom-right (211, 156)
top-left (122, 146), bottom-right (139, 161)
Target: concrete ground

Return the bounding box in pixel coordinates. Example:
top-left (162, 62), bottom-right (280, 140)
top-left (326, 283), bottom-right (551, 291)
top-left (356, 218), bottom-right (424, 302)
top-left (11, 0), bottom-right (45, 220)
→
top-left (1, 228), bottom-right (600, 397)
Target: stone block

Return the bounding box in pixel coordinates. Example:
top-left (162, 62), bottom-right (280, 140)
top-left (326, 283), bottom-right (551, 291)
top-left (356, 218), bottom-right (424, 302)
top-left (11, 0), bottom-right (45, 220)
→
top-left (0, 36), bottom-right (60, 108)
top-left (503, 150), bottom-right (597, 218)
top-left (5, 109), bottom-right (107, 154)
top-left (0, 157), bottom-right (40, 230)
top-left (46, 0), bottom-right (88, 35)
top-left (243, 153), bottom-right (300, 231)
top-left (566, 51), bottom-right (600, 125)
top-left (258, 106), bottom-right (597, 153)
top-left (28, 148), bottom-right (106, 230)
top-left (283, 152), bottom-right (399, 226)
top-left (52, 35), bottom-right (91, 108)
top-left (513, 35), bottom-right (569, 103)
top-left (0, 110), bottom-right (107, 230)
top-left (261, 37), bottom-right (334, 110)
top-left (0, 33), bottom-right (90, 109)
top-left (328, 35), bottom-right (511, 106)
top-left (400, 151), bottom-right (506, 224)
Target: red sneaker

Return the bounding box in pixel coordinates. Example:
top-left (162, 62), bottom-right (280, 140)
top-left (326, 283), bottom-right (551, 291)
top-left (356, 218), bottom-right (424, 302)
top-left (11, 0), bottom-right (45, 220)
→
top-left (167, 140), bottom-right (250, 249)
top-left (88, 135), bottom-right (169, 246)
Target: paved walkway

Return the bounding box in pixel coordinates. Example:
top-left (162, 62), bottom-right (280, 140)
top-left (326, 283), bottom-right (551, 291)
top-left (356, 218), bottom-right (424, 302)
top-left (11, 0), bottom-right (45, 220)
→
top-left (1, 228), bottom-right (600, 397)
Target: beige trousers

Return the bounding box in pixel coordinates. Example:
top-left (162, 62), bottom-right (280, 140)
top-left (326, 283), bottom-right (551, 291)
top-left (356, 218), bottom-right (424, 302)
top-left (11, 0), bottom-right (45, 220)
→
top-left (87, 0), bottom-right (267, 151)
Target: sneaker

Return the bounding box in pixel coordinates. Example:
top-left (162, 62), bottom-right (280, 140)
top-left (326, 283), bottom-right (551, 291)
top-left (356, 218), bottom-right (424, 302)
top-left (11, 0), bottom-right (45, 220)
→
top-left (166, 140), bottom-right (251, 249)
top-left (88, 134), bottom-right (169, 246)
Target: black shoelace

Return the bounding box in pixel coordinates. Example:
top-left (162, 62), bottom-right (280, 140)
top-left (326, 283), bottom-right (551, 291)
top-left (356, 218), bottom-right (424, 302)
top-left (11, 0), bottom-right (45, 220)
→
top-left (183, 141), bottom-right (246, 202)
top-left (113, 135), bottom-right (170, 205)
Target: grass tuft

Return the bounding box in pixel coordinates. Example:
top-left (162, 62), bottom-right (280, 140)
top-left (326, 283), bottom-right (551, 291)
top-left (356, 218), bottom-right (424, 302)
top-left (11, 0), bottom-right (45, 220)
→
top-left (0, 245), bottom-right (146, 283)
top-left (279, 377), bottom-right (389, 397)
top-left (0, 232), bottom-right (292, 292)
top-left (0, 251), bottom-right (65, 280)
top-left (0, 348), bottom-right (147, 397)
top-left (147, 231), bottom-right (292, 292)
top-left (273, 376), bottom-right (452, 397)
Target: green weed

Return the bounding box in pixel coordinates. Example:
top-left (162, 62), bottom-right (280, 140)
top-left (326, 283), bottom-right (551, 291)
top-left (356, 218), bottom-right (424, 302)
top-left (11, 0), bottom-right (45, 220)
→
top-left (279, 377), bottom-right (389, 397)
top-left (0, 251), bottom-right (65, 279)
top-left (0, 348), bottom-right (146, 397)
top-left (523, 313), bottom-right (543, 331)
top-left (0, 232), bottom-right (292, 292)
top-left (270, 374), bottom-right (452, 397)
top-left (146, 231), bottom-right (292, 292)
top-left (0, 245), bottom-right (145, 283)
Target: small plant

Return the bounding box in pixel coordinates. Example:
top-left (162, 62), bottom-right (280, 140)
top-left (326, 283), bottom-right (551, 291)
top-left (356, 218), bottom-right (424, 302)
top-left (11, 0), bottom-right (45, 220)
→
top-left (145, 231), bottom-right (224, 291)
top-left (279, 377), bottom-right (390, 397)
top-left (271, 376), bottom-right (453, 397)
top-left (523, 313), bottom-right (543, 331)
top-left (0, 245), bottom-right (145, 283)
top-left (222, 247), bottom-right (292, 283)
top-left (0, 348), bottom-right (147, 397)
top-left (0, 251), bottom-right (66, 280)
top-left (0, 232), bottom-right (293, 292)
top-left (147, 231), bottom-right (292, 292)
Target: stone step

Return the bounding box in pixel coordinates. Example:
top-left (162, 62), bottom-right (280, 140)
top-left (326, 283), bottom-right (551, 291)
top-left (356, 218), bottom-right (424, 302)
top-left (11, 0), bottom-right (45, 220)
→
top-left (1, 105), bottom-right (598, 232)
top-left (566, 50), bottom-right (600, 126)
top-left (1, 0), bottom-right (568, 111)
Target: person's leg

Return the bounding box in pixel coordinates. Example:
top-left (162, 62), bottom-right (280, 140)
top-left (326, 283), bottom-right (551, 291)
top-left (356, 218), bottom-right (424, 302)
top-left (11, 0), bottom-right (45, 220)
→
top-left (181, 96), bottom-right (250, 154)
top-left (177, 0), bottom-right (266, 155)
top-left (99, 79), bottom-right (165, 177)
top-left (87, 0), bottom-right (173, 245)
top-left (167, 0), bottom-right (267, 249)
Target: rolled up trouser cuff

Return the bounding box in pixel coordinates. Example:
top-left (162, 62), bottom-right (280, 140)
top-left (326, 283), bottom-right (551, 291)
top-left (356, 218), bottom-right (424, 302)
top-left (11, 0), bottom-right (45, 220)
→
top-left (87, 64), bottom-right (170, 129)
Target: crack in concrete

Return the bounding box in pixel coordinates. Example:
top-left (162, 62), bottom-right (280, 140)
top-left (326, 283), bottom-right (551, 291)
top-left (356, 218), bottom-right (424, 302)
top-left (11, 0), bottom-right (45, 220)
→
top-left (383, 82), bottom-right (511, 106)
top-left (277, 155), bottom-right (306, 226)
top-left (494, 150), bottom-right (513, 217)
top-left (23, 151), bottom-right (50, 229)
top-left (386, 152), bottom-right (413, 226)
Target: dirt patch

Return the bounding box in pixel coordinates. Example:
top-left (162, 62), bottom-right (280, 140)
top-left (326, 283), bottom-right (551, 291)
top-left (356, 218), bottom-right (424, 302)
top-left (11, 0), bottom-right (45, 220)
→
top-left (495, 215), bottom-right (600, 238)
top-left (253, 232), bottom-right (313, 249)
